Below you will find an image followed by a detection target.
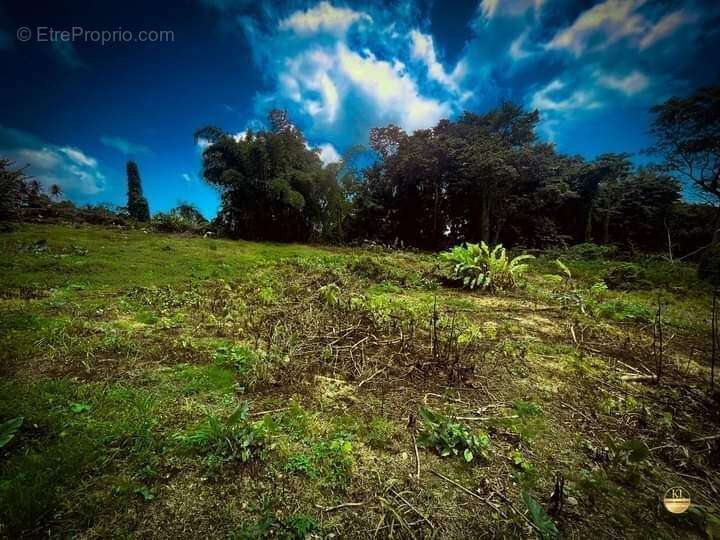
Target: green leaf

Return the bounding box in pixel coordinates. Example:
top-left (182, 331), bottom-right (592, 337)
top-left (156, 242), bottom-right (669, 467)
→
top-left (70, 403), bottom-right (92, 414)
top-left (623, 439), bottom-right (649, 463)
top-left (522, 491), bottom-right (559, 539)
top-left (464, 448), bottom-right (474, 462)
top-left (0, 416), bottom-right (24, 448)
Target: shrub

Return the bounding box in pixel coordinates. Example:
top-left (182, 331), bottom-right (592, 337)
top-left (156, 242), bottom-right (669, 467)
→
top-left (440, 242), bottom-right (534, 291)
top-left (603, 263), bottom-right (649, 290)
top-left (152, 204), bottom-right (208, 233)
top-left (563, 243), bottom-right (617, 260)
top-left (417, 407), bottom-right (490, 462)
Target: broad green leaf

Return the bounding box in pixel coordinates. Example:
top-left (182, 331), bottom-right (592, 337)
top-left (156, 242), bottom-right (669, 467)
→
top-left (0, 416), bottom-right (24, 448)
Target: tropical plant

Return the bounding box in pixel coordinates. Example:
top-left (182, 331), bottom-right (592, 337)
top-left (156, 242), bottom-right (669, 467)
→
top-left (440, 242), bottom-right (534, 291)
top-left (417, 407), bottom-right (490, 462)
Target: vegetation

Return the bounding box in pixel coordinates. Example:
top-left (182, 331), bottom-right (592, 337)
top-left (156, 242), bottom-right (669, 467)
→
top-left (0, 84), bottom-right (718, 539)
top-left (440, 241), bottom-right (534, 290)
top-left (126, 161), bottom-right (150, 222)
top-left (0, 224), bottom-right (717, 538)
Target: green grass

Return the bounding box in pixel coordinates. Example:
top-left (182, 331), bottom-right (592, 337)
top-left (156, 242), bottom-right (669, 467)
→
top-left (0, 224), bottom-right (716, 538)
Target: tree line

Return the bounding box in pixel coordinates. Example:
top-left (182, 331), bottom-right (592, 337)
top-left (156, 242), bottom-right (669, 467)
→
top-left (195, 86), bottom-right (718, 255)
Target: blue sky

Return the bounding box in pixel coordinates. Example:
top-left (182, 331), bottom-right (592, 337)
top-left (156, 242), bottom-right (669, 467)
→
top-left (1, 0), bottom-right (719, 218)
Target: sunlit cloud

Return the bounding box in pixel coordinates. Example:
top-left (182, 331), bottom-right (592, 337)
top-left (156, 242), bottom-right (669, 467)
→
top-left (0, 126), bottom-right (105, 196)
top-left (279, 1), bottom-right (371, 36)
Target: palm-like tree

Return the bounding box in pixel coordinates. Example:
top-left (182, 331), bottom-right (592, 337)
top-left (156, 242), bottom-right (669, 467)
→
top-left (49, 184), bottom-right (63, 200)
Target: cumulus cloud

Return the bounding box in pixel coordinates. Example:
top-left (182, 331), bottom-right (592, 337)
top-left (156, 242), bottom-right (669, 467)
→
top-left (279, 1), bottom-right (371, 36)
top-left (316, 142), bottom-right (340, 165)
top-left (597, 70), bottom-right (649, 96)
top-left (101, 136), bottom-right (151, 156)
top-left (0, 126), bottom-right (105, 196)
top-left (337, 43), bottom-right (450, 131)
top-left (236, 2), bottom-right (459, 151)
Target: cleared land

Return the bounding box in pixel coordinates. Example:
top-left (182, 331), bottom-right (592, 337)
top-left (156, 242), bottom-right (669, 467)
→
top-left (0, 224), bottom-right (718, 538)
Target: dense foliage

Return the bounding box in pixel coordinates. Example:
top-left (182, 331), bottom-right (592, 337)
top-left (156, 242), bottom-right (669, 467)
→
top-left (195, 110), bottom-right (346, 242)
top-left (194, 88), bottom-right (717, 256)
top-left (126, 161), bottom-right (150, 222)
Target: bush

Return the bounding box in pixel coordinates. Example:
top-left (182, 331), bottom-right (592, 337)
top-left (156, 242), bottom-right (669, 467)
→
top-left (698, 243), bottom-right (720, 287)
top-left (603, 263), bottom-right (649, 290)
top-left (440, 242), bottom-right (534, 291)
top-left (152, 205), bottom-right (208, 234)
top-left (564, 243), bottom-right (618, 260)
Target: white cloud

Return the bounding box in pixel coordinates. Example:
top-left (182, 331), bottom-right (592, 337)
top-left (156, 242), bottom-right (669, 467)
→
top-left (317, 142), bottom-right (341, 165)
top-left (100, 136), bottom-right (151, 156)
top-left (530, 79), bottom-right (602, 112)
top-left (409, 30), bottom-right (462, 92)
top-left (509, 30), bottom-right (532, 59)
top-left (640, 10), bottom-right (695, 50)
top-left (0, 126), bottom-right (105, 196)
top-left (279, 1), bottom-right (371, 36)
top-left (480, 0), bottom-right (544, 19)
top-left (337, 43), bottom-right (450, 132)
top-left (196, 138), bottom-right (212, 150)
top-left (597, 70), bottom-right (649, 95)
top-left (233, 130), bottom-right (248, 142)
top-left (58, 146), bottom-right (98, 168)
top-left (546, 0), bottom-right (646, 56)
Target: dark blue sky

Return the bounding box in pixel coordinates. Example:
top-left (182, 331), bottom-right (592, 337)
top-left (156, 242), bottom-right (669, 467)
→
top-left (1, 0), bottom-right (719, 218)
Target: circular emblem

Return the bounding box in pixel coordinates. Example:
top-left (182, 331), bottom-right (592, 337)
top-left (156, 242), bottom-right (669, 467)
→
top-left (663, 487), bottom-right (691, 514)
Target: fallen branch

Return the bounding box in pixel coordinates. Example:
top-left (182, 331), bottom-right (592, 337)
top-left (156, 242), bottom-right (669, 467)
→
top-left (358, 367), bottom-right (387, 388)
top-left (412, 432), bottom-right (421, 480)
top-left (620, 374), bottom-right (656, 383)
top-left (691, 434), bottom-right (720, 443)
top-left (429, 469), bottom-right (505, 517)
top-left (315, 501), bottom-right (366, 512)
top-left (250, 407), bottom-right (289, 417)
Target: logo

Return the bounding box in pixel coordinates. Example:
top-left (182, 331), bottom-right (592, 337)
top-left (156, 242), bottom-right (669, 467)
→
top-left (663, 487), bottom-right (691, 514)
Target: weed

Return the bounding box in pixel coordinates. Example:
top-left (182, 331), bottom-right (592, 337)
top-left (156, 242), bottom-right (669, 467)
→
top-left (418, 407), bottom-right (490, 462)
top-left (174, 403), bottom-right (273, 467)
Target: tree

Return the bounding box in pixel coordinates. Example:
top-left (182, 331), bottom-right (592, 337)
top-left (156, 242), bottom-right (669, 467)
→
top-left (0, 159), bottom-right (29, 221)
top-left (49, 184), bottom-right (63, 201)
top-left (649, 85), bottom-right (720, 241)
top-left (196, 110), bottom-right (345, 242)
top-left (126, 161), bottom-right (150, 221)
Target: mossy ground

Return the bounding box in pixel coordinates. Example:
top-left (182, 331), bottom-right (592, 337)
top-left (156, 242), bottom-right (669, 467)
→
top-left (1, 224), bottom-right (718, 538)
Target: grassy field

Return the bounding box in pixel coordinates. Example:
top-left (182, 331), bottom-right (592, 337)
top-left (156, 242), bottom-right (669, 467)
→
top-left (1, 224), bottom-right (718, 539)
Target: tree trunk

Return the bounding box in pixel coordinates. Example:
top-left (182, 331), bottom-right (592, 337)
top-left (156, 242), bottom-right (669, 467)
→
top-left (584, 202), bottom-right (594, 243)
top-left (480, 195), bottom-right (491, 243)
top-left (602, 211), bottom-right (610, 245)
top-left (713, 204), bottom-right (720, 244)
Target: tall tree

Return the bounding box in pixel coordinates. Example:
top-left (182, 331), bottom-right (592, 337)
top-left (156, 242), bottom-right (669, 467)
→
top-left (196, 110), bottom-right (344, 242)
top-left (649, 85), bottom-right (720, 241)
top-left (126, 161), bottom-right (150, 221)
